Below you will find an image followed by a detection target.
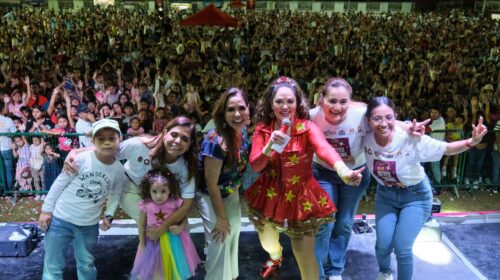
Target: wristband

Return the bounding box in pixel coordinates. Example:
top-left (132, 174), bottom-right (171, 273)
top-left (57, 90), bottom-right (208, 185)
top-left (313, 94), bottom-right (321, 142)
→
top-left (262, 143), bottom-right (272, 157)
top-left (333, 161), bottom-right (352, 183)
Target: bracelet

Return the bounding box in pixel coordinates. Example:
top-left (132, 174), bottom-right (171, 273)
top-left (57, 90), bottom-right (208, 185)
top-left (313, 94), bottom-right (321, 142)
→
top-left (465, 139), bottom-right (473, 148)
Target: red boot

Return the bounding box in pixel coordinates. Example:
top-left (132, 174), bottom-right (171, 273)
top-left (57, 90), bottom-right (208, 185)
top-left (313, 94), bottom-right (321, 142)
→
top-left (260, 256), bottom-right (283, 278)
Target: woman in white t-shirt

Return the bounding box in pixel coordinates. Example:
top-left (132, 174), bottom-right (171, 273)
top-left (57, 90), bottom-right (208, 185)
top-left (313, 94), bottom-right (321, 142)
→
top-left (363, 96), bottom-right (487, 280)
top-left (65, 116), bottom-right (198, 241)
top-left (311, 78), bottom-right (427, 280)
top-left (310, 78), bottom-right (372, 280)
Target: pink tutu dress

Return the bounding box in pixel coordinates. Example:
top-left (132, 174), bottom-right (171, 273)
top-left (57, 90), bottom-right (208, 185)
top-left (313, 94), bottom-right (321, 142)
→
top-left (132, 198), bottom-right (201, 280)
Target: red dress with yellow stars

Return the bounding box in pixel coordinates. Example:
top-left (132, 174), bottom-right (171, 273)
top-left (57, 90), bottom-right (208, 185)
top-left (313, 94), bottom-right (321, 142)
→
top-left (244, 119), bottom-right (341, 236)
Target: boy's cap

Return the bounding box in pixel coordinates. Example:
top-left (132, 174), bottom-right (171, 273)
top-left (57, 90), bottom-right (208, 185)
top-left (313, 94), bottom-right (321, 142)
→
top-left (482, 84), bottom-right (494, 91)
top-left (77, 103), bottom-right (89, 113)
top-left (92, 119), bottom-right (122, 138)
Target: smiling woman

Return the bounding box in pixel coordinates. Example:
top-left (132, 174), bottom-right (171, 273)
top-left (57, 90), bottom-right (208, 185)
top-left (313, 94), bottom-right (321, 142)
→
top-left (244, 76), bottom-right (364, 280)
top-left (195, 87), bottom-right (251, 280)
top-left (363, 96), bottom-right (488, 280)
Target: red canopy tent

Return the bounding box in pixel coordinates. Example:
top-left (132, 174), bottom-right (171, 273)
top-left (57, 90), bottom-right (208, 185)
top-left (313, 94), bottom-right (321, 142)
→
top-left (229, 0), bottom-right (245, 9)
top-left (180, 4), bottom-right (239, 28)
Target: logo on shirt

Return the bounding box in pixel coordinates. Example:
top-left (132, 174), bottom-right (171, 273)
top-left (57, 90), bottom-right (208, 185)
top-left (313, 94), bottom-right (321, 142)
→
top-left (77, 171), bottom-right (112, 203)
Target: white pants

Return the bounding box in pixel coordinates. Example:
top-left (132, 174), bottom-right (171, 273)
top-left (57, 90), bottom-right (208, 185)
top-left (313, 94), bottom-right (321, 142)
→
top-left (195, 192), bottom-right (241, 280)
top-left (120, 178), bottom-right (142, 223)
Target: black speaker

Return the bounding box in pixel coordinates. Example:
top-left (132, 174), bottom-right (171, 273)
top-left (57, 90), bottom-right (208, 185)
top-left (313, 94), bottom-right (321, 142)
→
top-left (0, 224), bottom-right (40, 257)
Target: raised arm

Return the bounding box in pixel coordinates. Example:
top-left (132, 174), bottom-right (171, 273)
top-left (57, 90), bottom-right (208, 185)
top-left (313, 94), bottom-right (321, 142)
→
top-left (445, 116), bottom-right (488, 156)
top-left (63, 91), bottom-right (75, 129)
top-left (47, 83), bottom-right (63, 116)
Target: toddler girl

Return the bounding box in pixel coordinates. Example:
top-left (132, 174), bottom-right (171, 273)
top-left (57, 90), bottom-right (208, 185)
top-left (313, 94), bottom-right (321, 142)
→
top-left (153, 107), bottom-right (168, 133)
top-left (12, 136), bottom-right (32, 191)
top-left (127, 116), bottom-right (144, 136)
top-left (29, 136), bottom-right (44, 199)
top-left (132, 169), bottom-right (200, 280)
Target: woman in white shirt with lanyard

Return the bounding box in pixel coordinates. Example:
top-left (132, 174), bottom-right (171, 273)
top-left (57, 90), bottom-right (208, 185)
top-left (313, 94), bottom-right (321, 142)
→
top-left (310, 78), bottom-right (372, 280)
top-left (311, 78), bottom-right (428, 280)
top-left (363, 96), bottom-right (487, 280)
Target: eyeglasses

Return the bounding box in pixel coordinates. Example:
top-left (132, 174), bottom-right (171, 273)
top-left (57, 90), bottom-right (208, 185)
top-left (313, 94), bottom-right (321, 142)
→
top-left (370, 115), bottom-right (396, 124)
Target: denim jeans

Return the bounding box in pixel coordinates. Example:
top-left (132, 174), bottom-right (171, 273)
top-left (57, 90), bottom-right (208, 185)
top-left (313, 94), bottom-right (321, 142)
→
top-left (0, 149), bottom-right (14, 193)
top-left (466, 147), bottom-right (488, 181)
top-left (375, 177), bottom-right (433, 280)
top-left (43, 216), bottom-right (99, 280)
top-left (313, 163), bottom-right (371, 279)
top-left (492, 150), bottom-right (500, 186)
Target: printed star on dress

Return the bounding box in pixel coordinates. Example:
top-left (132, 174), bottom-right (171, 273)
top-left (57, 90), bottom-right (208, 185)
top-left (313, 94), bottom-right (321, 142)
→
top-left (295, 123), bottom-right (305, 132)
top-left (155, 209), bottom-right (166, 221)
top-left (289, 175), bottom-right (300, 185)
top-left (288, 153), bottom-right (299, 165)
top-left (285, 190), bottom-right (296, 202)
top-left (266, 187), bottom-right (277, 199)
top-left (318, 196), bottom-right (328, 208)
top-left (302, 200), bottom-right (313, 212)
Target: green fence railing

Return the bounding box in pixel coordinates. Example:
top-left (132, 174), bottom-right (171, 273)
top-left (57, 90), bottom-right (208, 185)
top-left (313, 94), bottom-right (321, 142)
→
top-left (0, 130), bottom-right (498, 198)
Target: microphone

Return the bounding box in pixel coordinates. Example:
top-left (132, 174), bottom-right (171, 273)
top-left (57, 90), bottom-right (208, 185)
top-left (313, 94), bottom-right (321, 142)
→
top-left (279, 118), bottom-right (291, 134)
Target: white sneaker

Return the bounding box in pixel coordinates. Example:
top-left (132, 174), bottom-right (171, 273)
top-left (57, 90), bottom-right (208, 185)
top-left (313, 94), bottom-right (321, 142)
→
top-left (376, 272), bottom-right (393, 280)
top-left (329, 276), bottom-right (342, 280)
top-left (472, 180), bottom-right (479, 190)
top-left (464, 178), bottom-right (470, 185)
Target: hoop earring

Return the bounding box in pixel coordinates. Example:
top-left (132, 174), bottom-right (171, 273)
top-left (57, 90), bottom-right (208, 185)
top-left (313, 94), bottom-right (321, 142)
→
top-left (222, 122), bottom-right (227, 128)
top-left (270, 111), bottom-right (274, 119)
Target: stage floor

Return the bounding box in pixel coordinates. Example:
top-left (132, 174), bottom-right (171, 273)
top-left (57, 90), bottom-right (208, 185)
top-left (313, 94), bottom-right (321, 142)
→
top-left (1, 215), bottom-right (498, 280)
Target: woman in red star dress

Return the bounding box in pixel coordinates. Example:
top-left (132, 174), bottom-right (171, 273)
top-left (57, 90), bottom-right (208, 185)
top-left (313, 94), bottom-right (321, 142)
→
top-left (244, 76), bottom-right (364, 279)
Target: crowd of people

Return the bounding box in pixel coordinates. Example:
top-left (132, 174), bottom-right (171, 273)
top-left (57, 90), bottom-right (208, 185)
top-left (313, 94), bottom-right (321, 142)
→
top-left (0, 4), bottom-right (498, 280)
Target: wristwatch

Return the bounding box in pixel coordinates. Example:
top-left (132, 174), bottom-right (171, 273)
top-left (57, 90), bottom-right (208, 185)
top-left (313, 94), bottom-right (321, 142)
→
top-left (105, 215), bottom-right (113, 223)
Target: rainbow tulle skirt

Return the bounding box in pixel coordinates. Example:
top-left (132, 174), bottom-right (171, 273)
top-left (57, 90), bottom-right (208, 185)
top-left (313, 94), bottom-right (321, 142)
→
top-left (132, 231), bottom-right (200, 280)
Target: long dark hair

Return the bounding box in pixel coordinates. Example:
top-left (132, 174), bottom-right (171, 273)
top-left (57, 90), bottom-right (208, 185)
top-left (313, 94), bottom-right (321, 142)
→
top-left (254, 76), bottom-right (309, 125)
top-left (146, 116), bottom-right (198, 181)
top-left (140, 168), bottom-right (180, 200)
top-left (212, 87), bottom-right (249, 165)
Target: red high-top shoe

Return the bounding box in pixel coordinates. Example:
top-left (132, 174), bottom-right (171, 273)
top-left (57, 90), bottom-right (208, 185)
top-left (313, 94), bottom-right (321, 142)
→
top-left (260, 256), bottom-right (283, 278)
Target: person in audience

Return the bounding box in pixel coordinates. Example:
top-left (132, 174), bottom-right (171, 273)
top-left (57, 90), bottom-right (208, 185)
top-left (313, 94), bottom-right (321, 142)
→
top-left (29, 135), bottom-right (44, 200)
top-left (12, 135), bottom-right (32, 191)
top-left (0, 101), bottom-right (16, 194)
top-left (41, 143), bottom-right (61, 200)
